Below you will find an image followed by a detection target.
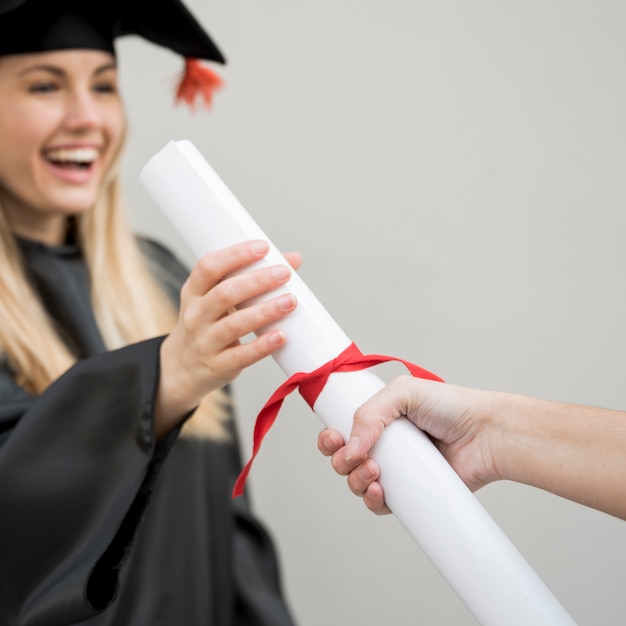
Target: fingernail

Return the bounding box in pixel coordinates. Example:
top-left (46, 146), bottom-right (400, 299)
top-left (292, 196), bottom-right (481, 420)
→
top-left (251, 240), bottom-right (269, 255)
top-left (268, 330), bottom-right (285, 345)
top-left (358, 461), bottom-right (376, 481)
top-left (277, 294), bottom-right (296, 310)
top-left (344, 436), bottom-right (361, 461)
top-left (328, 432), bottom-right (344, 450)
top-left (272, 265), bottom-right (290, 280)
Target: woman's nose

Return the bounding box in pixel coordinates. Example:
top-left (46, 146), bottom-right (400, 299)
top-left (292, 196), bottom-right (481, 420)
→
top-left (63, 90), bottom-right (102, 130)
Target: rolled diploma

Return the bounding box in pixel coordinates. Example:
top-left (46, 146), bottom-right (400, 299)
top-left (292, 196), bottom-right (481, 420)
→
top-left (139, 140), bottom-right (576, 626)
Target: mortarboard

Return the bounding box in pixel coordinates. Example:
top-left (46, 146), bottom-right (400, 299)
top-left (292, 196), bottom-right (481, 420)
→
top-left (0, 0), bottom-right (226, 108)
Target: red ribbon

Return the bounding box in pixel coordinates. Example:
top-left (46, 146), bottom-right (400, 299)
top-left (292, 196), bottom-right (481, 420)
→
top-left (232, 342), bottom-right (444, 497)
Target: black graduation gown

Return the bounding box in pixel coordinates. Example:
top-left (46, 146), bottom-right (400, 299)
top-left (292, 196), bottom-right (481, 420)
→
top-left (0, 237), bottom-right (296, 626)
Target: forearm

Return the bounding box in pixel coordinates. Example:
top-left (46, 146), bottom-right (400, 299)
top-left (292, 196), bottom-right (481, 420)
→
top-left (492, 393), bottom-right (626, 519)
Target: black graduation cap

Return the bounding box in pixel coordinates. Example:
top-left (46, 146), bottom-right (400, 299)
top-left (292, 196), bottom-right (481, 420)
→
top-left (0, 0), bottom-right (226, 107)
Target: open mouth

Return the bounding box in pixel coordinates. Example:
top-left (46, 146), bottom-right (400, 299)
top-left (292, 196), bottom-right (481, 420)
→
top-left (44, 147), bottom-right (98, 170)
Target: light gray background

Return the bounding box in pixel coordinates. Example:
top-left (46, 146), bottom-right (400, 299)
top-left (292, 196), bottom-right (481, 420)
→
top-left (117, 2), bottom-right (626, 624)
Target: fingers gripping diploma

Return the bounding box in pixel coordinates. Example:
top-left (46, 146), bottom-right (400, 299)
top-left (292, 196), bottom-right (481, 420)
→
top-left (157, 240), bottom-right (298, 430)
top-left (317, 379), bottom-right (408, 515)
top-left (318, 376), bottom-right (492, 515)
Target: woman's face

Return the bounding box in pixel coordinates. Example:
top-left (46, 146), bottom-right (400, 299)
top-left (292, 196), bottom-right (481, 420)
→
top-left (0, 49), bottom-right (126, 244)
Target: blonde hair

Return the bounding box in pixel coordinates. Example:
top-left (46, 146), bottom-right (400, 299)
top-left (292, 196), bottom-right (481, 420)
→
top-left (0, 168), bottom-right (228, 440)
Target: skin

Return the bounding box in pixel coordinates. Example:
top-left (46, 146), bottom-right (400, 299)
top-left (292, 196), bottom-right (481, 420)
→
top-left (318, 376), bottom-right (626, 520)
top-left (0, 50), bottom-right (125, 245)
top-left (156, 240), bottom-right (300, 437)
top-left (0, 49), bottom-right (299, 438)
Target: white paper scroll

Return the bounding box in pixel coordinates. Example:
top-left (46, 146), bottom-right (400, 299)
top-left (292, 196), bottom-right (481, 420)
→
top-left (139, 140), bottom-right (577, 626)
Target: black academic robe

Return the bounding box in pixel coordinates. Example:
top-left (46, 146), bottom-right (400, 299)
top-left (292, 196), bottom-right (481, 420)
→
top-left (0, 237), bottom-right (296, 626)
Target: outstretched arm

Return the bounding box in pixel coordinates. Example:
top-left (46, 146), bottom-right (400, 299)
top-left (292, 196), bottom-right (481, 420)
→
top-left (319, 375), bottom-right (626, 520)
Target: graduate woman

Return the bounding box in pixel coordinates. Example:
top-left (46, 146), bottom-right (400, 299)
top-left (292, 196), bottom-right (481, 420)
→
top-left (0, 1), bottom-right (298, 624)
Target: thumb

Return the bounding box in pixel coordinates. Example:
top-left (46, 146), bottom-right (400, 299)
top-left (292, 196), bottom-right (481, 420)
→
top-left (345, 376), bottom-right (421, 461)
top-left (344, 396), bottom-right (400, 463)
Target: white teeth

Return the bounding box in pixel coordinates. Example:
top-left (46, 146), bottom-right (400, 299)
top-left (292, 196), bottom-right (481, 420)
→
top-left (46, 148), bottom-right (99, 163)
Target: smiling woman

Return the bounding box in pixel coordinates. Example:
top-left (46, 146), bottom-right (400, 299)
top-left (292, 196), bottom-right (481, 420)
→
top-left (0, 1), bottom-right (298, 625)
top-left (0, 52), bottom-right (125, 244)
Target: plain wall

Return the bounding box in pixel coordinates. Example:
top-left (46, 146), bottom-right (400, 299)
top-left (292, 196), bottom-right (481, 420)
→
top-left (117, 1), bottom-right (626, 624)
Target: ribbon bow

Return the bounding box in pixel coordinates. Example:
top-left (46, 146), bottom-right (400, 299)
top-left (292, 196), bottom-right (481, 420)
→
top-left (232, 342), bottom-right (443, 497)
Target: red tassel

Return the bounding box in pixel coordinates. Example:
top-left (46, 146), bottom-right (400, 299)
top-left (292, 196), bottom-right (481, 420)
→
top-left (175, 58), bottom-right (224, 109)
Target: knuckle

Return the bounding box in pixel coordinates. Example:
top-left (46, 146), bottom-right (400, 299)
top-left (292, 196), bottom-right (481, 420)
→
top-left (347, 474), bottom-right (364, 497)
top-left (253, 266), bottom-right (283, 293)
top-left (224, 351), bottom-right (247, 376)
top-left (211, 280), bottom-right (237, 308)
top-left (330, 453), bottom-right (348, 477)
top-left (252, 269), bottom-right (267, 290)
top-left (259, 302), bottom-right (279, 324)
top-left (197, 255), bottom-right (220, 282)
top-left (229, 342), bottom-right (267, 373)
top-left (232, 242), bottom-right (253, 264)
top-left (318, 432), bottom-right (336, 456)
top-left (221, 313), bottom-right (248, 340)
top-left (393, 374), bottom-right (413, 390)
top-left (181, 302), bottom-right (201, 330)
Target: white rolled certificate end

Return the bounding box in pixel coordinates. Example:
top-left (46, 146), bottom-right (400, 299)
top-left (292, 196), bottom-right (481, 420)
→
top-left (139, 140), bottom-right (577, 626)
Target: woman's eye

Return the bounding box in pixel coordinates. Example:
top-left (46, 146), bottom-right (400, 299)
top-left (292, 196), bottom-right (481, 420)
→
top-left (29, 82), bottom-right (58, 94)
top-left (93, 82), bottom-right (118, 94)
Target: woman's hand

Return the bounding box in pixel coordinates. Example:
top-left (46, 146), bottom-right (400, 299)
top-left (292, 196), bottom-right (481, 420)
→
top-left (156, 240), bottom-right (299, 434)
top-left (317, 376), bottom-right (499, 514)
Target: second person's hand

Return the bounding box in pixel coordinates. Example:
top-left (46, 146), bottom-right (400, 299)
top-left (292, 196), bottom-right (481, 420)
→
top-left (318, 376), bottom-right (499, 514)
